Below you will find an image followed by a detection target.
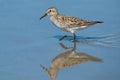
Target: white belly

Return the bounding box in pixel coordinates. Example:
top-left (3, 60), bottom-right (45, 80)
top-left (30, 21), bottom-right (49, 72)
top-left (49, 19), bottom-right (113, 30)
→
top-left (63, 26), bottom-right (88, 33)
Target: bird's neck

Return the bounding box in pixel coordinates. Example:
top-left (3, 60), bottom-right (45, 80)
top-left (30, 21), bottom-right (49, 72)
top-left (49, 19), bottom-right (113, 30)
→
top-left (50, 15), bottom-right (58, 21)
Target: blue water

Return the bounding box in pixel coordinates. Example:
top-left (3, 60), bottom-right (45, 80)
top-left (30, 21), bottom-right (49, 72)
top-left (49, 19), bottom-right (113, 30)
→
top-left (0, 0), bottom-right (120, 80)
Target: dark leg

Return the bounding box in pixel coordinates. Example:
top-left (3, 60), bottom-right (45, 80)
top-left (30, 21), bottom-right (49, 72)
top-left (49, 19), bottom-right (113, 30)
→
top-left (59, 35), bottom-right (68, 41)
top-left (73, 33), bottom-right (76, 41)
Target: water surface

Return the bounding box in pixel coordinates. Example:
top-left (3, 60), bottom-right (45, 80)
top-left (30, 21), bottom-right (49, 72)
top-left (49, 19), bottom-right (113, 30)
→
top-left (0, 0), bottom-right (120, 80)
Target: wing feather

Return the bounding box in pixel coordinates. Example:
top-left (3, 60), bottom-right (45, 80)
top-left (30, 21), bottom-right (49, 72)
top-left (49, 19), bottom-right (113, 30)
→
top-left (58, 15), bottom-right (103, 27)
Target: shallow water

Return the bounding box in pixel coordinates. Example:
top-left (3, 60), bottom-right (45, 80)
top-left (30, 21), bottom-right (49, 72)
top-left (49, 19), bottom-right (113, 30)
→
top-left (0, 0), bottom-right (120, 80)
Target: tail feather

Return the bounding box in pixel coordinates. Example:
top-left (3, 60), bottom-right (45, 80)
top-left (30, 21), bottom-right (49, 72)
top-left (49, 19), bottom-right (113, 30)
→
top-left (86, 21), bottom-right (103, 26)
top-left (95, 21), bottom-right (104, 23)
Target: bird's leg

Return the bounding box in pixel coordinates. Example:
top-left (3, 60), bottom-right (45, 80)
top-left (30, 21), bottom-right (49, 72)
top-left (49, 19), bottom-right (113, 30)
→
top-left (59, 35), bottom-right (68, 41)
top-left (73, 33), bottom-right (76, 41)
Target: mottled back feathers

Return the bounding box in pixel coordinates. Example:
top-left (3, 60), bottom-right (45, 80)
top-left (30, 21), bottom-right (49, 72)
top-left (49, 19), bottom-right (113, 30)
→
top-left (56, 14), bottom-right (103, 28)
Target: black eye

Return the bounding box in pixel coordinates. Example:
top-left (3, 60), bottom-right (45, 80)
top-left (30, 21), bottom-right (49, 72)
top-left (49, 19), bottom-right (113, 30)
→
top-left (49, 10), bottom-right (51, 12)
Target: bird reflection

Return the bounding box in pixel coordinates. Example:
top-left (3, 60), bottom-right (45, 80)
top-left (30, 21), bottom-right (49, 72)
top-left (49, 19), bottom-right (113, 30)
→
top-left (40, 41), bottom-right (102, 80)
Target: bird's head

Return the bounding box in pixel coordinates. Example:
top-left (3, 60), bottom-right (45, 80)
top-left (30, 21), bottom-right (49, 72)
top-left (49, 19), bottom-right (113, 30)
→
top-left (40, 7), bottom-right (58, 20)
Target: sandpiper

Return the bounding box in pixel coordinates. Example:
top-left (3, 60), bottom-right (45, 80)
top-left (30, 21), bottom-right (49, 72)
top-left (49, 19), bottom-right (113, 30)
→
top-left (40, 7), bottom-right (103, 41)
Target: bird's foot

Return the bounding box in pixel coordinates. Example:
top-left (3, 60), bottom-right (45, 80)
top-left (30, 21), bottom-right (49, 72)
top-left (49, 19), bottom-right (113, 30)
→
top-left (59, 35), bottom-right (68, 41)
